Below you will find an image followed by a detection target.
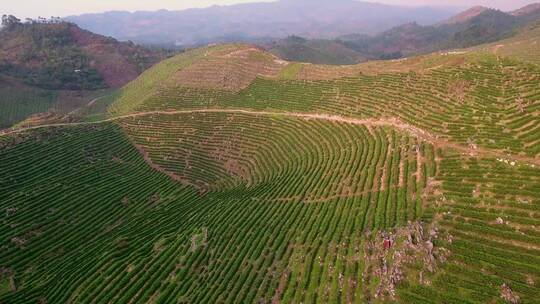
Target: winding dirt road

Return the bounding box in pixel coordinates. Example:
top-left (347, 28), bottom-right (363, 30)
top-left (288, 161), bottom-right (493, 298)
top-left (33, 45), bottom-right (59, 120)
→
top-left (1, 109), bottom-right (539, 166)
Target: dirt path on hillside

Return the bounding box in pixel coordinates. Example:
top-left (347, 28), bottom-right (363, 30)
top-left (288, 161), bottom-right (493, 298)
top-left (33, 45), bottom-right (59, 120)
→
top-left (2, 109), bottom-right (539, 166)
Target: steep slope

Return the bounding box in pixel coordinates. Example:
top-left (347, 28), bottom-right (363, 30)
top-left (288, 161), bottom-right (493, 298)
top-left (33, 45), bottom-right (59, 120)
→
top-left (66, 0), bottom-right (457, 45)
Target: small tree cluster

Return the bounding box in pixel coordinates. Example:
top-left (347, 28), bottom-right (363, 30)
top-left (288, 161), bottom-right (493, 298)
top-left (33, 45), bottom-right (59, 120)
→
top-left (1, 15), bottom-right (64, 31)
top-left (1, 15), bottom-right (21, 30)
top-left (24, 16), bottom-right (63, 24)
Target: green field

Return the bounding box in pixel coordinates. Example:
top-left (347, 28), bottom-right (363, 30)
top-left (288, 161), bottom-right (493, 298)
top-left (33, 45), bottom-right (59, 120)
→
top-left (1, 37), bottom-right (540, 303)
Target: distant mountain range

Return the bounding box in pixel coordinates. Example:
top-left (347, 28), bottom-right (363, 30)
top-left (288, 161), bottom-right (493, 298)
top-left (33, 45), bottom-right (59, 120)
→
top-left (66, 0), bottom-right (459, 46)
top-left (268, 3), bottom-right (540, 64)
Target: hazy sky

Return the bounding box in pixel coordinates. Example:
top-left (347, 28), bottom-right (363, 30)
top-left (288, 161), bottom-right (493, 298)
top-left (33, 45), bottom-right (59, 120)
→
top-left (3, 0), bottom-right (539, 19)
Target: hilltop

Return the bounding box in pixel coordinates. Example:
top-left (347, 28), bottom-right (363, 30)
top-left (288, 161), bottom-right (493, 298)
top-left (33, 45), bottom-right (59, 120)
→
top-left (265, 36), bottom-right (366, 65)
top-left (440, 6), bottom-right (489, 25)
top-left (512, 3), bottom-right (540, 16)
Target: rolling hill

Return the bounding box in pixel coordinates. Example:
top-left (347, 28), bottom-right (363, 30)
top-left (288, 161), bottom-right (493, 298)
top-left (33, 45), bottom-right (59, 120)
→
top-left (0, 17), bottom-right (170, 129)
top-left (341, 3), bottom-right (540, 59)
top-left (1, 27), bottom-right (539, 303)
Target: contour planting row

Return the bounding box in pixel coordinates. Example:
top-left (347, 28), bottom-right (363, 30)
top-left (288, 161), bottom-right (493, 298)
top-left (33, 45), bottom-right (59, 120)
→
top-left (0, 123), bottom-right (201, 303)
top-left (399, 151), bottom-right (540, 303)
top-left (1, 118), bottom-right (440, 303)
top-left (116, 112), bottom-right (439, 303)
top-left (120, 112), bottom-right (435, 226)
top-left (2, 114), bottom-right (536, 302)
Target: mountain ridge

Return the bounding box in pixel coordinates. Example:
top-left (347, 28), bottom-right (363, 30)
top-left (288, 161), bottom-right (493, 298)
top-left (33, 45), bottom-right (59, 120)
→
top-left (270, 3), bottom-right (540, 64)
top-left (66, 1), bottom-right (458, 45)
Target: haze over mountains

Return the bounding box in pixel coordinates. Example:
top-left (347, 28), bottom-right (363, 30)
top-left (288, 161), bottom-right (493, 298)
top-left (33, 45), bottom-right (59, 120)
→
top-left (66, 0), bottom-right (459, 45)
top-left (269, 3), bottom-right (540, 64)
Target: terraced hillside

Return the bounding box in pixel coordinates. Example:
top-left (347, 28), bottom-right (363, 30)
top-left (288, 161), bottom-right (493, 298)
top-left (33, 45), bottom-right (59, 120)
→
top-left (110, 45), bottom-right (540, 158)
top-left (1, 42), bottom-right (540, 303)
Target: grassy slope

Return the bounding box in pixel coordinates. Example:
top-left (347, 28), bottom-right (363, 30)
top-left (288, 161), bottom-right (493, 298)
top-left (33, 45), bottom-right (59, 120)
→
top-left (1, 38), bottom-right (540, 303)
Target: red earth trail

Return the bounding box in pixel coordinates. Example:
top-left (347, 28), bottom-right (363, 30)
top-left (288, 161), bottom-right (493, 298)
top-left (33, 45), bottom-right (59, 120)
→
top-left (1, 108), bottom-right (539, 166)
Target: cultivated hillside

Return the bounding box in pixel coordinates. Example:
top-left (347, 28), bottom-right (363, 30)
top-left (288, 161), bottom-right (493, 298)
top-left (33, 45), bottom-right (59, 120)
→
top-left (1, 26), bottom-right (540, 304)
top-left (0, 18), bottom-right (164, 90)
top-left (106, 44), bottom-right (540, 158)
